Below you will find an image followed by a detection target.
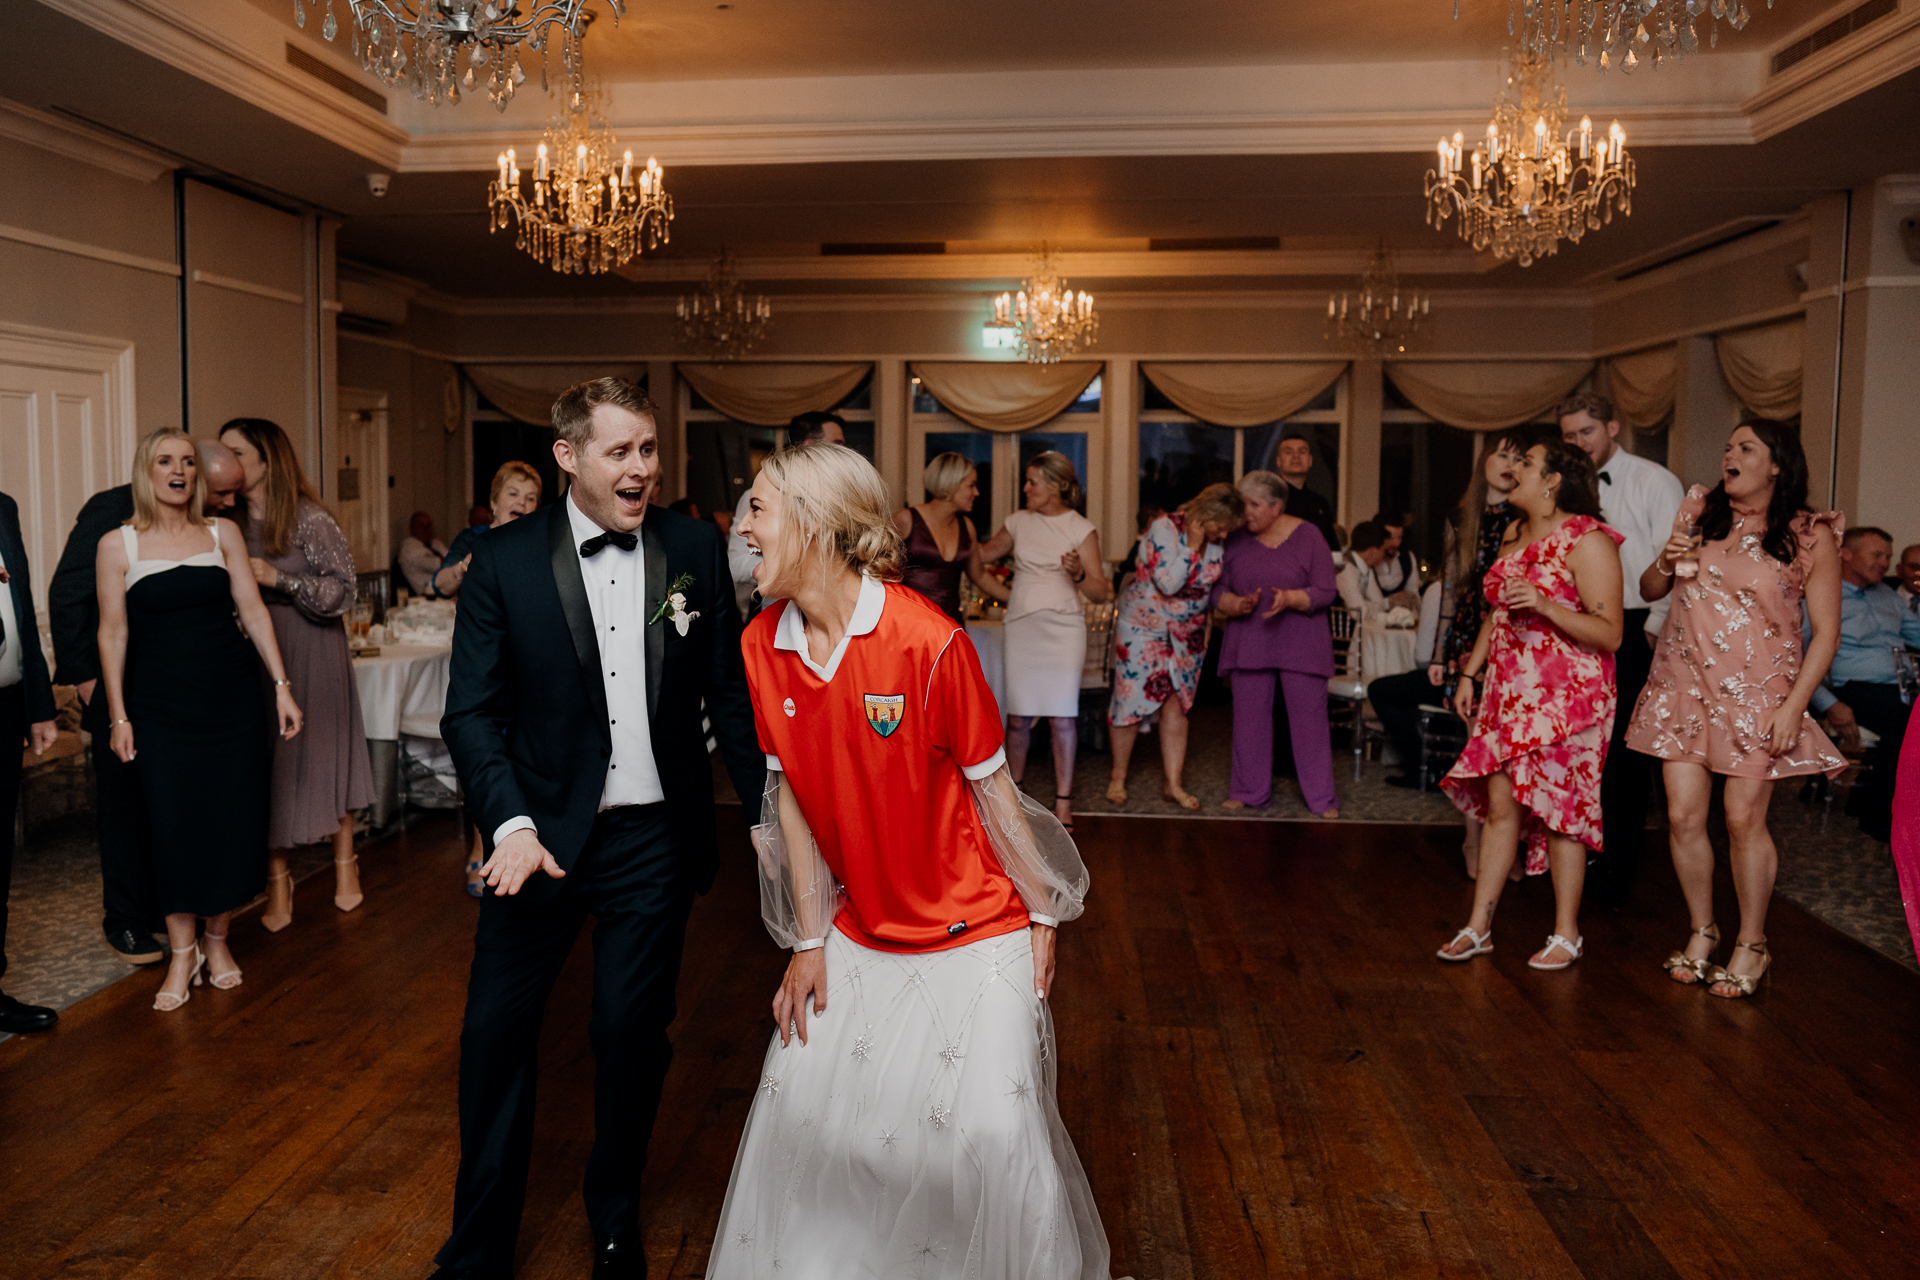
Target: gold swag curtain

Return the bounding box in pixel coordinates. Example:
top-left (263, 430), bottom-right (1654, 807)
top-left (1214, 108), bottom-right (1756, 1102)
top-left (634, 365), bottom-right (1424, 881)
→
top-left (1139, 361), bottom-right (1348, 427)
top-left (1385, 360), bottom-right (1595, 432)
top-left (910, 361), bottom-right (1101, 433)
top-left (1602, 345), bottom-right (1678, 433)
top-left (1715, 318), bottom-right (1804, 421)
top-left (463, 363), bottom-right (646, 426)
top-left (676, 362), bottom-right (871, 427)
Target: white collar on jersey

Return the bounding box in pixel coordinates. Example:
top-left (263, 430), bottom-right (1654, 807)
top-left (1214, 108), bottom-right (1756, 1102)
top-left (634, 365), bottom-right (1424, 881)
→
top-left (774, 573), bottom-right (885, 682)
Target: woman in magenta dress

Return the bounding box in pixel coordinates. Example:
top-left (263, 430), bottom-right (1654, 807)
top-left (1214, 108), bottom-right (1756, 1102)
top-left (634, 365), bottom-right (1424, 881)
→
top-left (1439, 442), bottom-right (1624, 972)
top-left (1625, 420), bottom-right (1844, 998)
top-left (1211, 471), bottom-right (1340, 815)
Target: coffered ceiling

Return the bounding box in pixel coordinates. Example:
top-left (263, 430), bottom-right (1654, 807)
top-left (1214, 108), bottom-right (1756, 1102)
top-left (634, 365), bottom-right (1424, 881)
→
top-left (12, 0), bottom-right (1920, 300)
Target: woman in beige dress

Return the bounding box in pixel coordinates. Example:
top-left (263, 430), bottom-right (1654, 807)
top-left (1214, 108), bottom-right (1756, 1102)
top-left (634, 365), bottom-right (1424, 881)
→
top-left (1625, 420), bottom-right (1843, 998)
top-left (974, 452), bottom-right (1110, 830)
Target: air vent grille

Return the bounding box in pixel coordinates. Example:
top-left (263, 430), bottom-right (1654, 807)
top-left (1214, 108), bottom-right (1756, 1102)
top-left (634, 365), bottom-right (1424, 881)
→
top-left (286, 44), bottom-right (388, 114)
top-left (1770, 0), bottom-right (1896, 76)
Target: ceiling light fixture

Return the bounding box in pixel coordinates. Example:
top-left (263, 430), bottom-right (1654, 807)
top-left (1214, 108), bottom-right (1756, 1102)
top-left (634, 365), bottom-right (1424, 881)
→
top-left (987, 249), bottom-right (1098, 364)
top-left (1460, 0), bottom-right (1774, 72)
top-left (676, 251), bottom-right (772, 360)
top-left (293, 0), bottom-right (617, 109)
top-left (488, 111), bottom-right (671, 274)
top-left (1424, 49), bottom-right (1634, 267)
top-left (1326, 247), bottom-right (1429, 354)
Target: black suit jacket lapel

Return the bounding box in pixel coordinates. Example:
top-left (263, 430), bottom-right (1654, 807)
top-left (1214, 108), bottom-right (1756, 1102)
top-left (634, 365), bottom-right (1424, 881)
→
top-left (548, 504), bottom-right (610, 739)
top-left (643, 515), bottom-right (666, 721)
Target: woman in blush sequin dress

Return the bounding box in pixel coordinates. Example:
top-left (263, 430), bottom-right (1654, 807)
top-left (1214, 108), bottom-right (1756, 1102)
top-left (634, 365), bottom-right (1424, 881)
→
top-left (1626, 420), bottom-right (1844, 998)
top-left (1438, 442), bottom-right (1624, 973)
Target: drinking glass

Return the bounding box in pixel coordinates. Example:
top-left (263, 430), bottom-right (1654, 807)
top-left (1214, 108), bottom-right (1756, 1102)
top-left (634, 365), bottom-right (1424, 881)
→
top-left (349, 600), bottom-right (374, 643)
top-left (1674, 524), bottom-right (1704, 579)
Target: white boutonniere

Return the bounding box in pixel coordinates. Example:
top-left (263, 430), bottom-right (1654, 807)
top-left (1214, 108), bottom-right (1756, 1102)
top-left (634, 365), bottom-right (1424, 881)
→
top-left (649, 572), bottom-right (701, 636)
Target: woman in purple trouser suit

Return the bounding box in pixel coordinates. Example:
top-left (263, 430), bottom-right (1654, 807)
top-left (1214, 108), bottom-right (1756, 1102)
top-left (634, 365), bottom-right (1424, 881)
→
top-left (1212, 471), bottom-right (1341, 816)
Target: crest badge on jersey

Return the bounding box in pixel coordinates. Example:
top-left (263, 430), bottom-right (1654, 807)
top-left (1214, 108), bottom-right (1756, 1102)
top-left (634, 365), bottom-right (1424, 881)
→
top-left (863, 693), bottom-right (905, 738)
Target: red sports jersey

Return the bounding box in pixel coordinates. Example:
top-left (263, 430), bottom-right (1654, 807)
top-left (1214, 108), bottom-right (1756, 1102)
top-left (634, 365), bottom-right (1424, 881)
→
top-left (743, 578), bottom-right (1025, 953)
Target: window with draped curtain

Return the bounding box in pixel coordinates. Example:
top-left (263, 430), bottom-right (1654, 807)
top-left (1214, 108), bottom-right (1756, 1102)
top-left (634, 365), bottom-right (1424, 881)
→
top-left (909, 373), bottom-right (1102, 526)
top-left (1136, 377), bottom-right (1342, 521)
top-left (1379, 378), bottom-right (1483, 572)
top-left (683, 372), bottom-right (876, 519)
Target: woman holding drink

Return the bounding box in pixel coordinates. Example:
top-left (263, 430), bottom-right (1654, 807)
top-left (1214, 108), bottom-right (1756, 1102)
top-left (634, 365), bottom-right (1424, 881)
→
top-left (1624, 419), bottom-right (1844, 998)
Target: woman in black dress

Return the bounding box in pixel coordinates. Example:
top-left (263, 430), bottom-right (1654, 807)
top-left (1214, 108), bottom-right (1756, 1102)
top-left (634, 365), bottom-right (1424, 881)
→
top-left (96, 429), bottom-right (303, 1012)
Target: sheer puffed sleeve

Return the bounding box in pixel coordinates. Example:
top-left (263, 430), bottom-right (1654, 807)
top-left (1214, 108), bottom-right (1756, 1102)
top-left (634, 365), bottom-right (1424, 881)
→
top-left (750, 766), bottom-right (842, 952)
top-left (278, 501), bottom-right (356, 622)
top-left (968, 766), bottom-right (1088, 926)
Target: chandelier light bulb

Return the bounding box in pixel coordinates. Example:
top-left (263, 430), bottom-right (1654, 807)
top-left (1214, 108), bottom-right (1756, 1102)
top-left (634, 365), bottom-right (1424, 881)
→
top-left (674, 250), bottom-right (772, 359)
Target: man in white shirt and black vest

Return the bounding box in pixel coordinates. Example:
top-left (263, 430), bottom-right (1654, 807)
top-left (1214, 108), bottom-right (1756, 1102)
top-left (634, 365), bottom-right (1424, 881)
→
top-left (1560, 391), bottom-right (1684, 906)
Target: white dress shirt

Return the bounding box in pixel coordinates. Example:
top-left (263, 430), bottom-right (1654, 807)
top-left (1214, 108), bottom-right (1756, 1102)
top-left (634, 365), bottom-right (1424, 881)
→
top-left (1335, 559), bottom-right (1389, 620)
top-left (397, 535), bottom-right (448, 597)
top-left (492, 493), bottom-right (664, 849)
top-left (0, 544), bottom-right (22, 688)
top-left (1594, 446), bottom-right (1684, 627)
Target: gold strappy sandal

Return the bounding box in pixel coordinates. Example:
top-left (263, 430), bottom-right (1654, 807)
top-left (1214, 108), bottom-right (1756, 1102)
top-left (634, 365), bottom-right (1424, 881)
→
top-left (1662, 922), bottom-right (1720, 985)
top-left (1707, 938), bottom-right (1771, 999)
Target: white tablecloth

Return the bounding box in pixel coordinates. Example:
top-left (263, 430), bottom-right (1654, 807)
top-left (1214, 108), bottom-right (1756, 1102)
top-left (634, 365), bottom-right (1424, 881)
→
top-left (966, 620), bottom-right (1006, 717)
top-left (353, 643), bottom-right (453, 741)
top-left (1360, 618), bottom-right (1419, 683)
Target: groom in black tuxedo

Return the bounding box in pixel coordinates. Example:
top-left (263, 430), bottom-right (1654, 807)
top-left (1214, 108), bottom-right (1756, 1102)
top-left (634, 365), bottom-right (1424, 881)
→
top-left (434, 377), bottom-right (764, 1279)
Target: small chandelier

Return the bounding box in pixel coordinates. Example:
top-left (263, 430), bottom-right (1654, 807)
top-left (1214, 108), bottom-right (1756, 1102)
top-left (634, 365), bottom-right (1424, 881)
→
top-left (675, 251), bottom-right (772, 360)
top-left (294, 0), bottom-right (617, 109)
top-left (1326, 248), bottom-right (1429, 354)
top-left (489, 108), bottom-right (671, 275)
top-left (1424, 49), bottom-right (1633, 267)
top-left (1462, 0), bottom-right (1774, 73)
top-left (987, 250), bottom-right (1098, 364)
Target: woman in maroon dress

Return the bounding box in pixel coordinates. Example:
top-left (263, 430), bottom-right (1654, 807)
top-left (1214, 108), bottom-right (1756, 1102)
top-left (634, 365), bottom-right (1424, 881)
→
top-left (890, 451), bottom-right (1001, 625)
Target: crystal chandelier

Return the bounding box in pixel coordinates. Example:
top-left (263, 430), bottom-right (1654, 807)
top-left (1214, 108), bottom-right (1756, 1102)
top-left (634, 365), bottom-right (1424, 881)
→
top-left (1326, 248), bottom-right (1429, 354)
top-left (1424, 49), bottom-right (1633, 267)
top-left (987, 251), bottom-right (1098, 364)
top-left (675, 252), bottom-right (772, 360)
top-left (488, 106), bottom-right (671, 274)
top-left (293, 0), bottom-right (618, 109)
top-left (1462, 0), bottom-right (1774, 73)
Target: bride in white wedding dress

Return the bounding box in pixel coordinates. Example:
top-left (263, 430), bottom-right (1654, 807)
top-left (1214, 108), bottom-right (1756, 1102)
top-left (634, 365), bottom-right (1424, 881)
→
top-left (711, 442), bottom-right (1121, 1280)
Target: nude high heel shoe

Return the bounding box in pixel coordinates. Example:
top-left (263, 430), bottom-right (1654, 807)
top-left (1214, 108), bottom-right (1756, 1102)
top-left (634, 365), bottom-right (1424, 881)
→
top-left (334, 855), bottom-right (363, 913)
top-left (154, 944), bottom-right (203, 1012)
top-left (261, 869), bottom-right (293, 933)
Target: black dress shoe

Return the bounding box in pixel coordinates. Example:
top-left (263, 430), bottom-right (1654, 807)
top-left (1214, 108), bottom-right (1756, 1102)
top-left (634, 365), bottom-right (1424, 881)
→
top-left (593, 1231), bottom-right (647, 1278)
top-left (0, 993), bottom-right (59, 1034)
top-left (105, 927), bottom-right (167, 965)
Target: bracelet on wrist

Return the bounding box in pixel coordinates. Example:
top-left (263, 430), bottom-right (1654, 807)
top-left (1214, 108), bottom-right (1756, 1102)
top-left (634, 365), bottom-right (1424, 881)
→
top-left (274, 679), bottom-right (292, 688)
top-left (109, 718), bottom-right (130, 728)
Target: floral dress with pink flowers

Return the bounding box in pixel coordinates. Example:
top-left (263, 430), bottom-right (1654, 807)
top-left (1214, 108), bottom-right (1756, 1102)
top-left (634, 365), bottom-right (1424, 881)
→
top-left (1109, 512), bottom-right (1223, 726)
top-left (1441, 514), bottom-right (1625, 873)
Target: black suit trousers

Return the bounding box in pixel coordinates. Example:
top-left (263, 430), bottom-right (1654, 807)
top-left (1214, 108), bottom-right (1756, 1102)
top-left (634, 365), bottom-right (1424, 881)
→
top-left (1596, 610), bottom-right (1656, 885)
top-left (437, 803), bottom-right (693, 1271)
top-left (0, 684), bottom-right (22, 981)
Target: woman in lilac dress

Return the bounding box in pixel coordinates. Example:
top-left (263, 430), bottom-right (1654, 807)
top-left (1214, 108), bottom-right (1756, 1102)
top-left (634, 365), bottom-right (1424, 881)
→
top-left (1211, 471), bottom-right (1341, 816)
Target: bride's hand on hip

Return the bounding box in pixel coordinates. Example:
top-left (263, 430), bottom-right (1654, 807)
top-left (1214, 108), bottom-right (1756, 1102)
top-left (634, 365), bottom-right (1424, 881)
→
top-left (1031, 923), bottom-right (1056, 1000)
top-left (774, 948), bottom-right (827, 1047)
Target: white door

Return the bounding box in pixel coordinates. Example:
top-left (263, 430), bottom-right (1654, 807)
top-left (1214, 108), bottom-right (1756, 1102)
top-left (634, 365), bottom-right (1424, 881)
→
top-left (334, 388), bottom-right (390, 580)
top-left (0, 327), bottom-right (135, 617)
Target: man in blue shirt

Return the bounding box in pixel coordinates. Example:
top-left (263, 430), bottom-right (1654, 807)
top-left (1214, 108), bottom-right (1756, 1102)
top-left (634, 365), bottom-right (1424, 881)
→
top-left (1812, 527), bottom-right (1920, 842)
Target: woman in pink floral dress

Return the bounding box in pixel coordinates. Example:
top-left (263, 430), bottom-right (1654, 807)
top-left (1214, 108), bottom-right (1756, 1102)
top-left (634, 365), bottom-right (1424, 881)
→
top-left (1439, 442), bottom-right (1624, 972)
top-left (1107, 484), bottom-right (1244, 809)
top-left (1626, 420), bottom-right (1843, 998)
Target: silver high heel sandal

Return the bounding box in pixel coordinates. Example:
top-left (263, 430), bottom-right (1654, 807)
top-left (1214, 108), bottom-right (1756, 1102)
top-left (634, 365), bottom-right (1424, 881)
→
top-left (154, 944), bottom-right (203, 1012)
top-left (203, 931), bottom-right (242, 990)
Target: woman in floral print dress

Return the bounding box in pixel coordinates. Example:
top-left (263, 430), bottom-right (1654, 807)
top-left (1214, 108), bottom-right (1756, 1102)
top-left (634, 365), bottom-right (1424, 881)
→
top-left (1107, 484), bottom-right (1244, 809)
top-left (1439, 442), bottom-right (1624, 973)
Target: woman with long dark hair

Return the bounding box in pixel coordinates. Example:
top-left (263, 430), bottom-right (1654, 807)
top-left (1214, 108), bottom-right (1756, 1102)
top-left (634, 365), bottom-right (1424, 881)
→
top-left (1438, 442), bottom-right (1624, 972)
top-left (219, 418), bottom-right (376, 930)
top-left (1625, 419), bottom-right (1844, 998)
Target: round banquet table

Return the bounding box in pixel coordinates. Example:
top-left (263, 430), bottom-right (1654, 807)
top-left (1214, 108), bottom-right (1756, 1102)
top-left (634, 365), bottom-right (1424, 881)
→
top-left (964, 619), bottom-right (1006, 719)
top-left (1359, 616), bottom-right (1420, 682)
top-left (352, 642), bottom-right (453, 826)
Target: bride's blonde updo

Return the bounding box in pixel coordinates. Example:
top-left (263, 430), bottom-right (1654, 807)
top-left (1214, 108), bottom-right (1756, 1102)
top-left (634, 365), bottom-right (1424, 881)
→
top-left (756, 442), bottom-right (904, 593)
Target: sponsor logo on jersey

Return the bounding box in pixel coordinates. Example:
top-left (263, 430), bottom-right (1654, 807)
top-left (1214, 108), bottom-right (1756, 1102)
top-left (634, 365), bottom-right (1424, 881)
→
top-left (863, 692), bottom-right (905, 737)
top-left (782, 697), bottom-right (796, 718)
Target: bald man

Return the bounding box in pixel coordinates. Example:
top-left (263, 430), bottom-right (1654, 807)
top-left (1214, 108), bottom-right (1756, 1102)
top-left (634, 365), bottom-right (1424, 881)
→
top-left (47, 436), bottom-right (247, 965)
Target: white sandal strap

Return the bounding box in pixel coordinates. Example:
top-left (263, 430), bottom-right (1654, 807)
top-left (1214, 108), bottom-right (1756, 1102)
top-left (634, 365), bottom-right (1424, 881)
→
top-left (1542, 933), bottom-right (1581, 958)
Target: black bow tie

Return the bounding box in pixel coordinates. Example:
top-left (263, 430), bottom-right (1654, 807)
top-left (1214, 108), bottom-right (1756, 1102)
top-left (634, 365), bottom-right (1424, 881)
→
top-left (580, 529), bottom-right (638, 558)
top-left (1599, 472), bottom-right (1612, 484)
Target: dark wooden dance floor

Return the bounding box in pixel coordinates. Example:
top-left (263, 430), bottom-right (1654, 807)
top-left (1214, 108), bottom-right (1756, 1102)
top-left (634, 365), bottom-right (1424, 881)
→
top-left (4, 810), bottom-right (1918, 1279)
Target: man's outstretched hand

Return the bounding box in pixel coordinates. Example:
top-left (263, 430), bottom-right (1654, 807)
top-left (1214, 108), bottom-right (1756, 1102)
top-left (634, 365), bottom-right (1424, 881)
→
top-left (483, 828), bottom-right (566, 895)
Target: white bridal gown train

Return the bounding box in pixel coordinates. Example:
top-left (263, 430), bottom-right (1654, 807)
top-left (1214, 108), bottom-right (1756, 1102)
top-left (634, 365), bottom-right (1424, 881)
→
top-left (706, 770), bottom-right (1122, 1280)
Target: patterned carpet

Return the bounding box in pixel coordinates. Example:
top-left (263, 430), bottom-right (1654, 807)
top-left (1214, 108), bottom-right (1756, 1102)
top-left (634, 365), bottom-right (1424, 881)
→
top-left (6, 710), bottom-right (1911, 1040)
